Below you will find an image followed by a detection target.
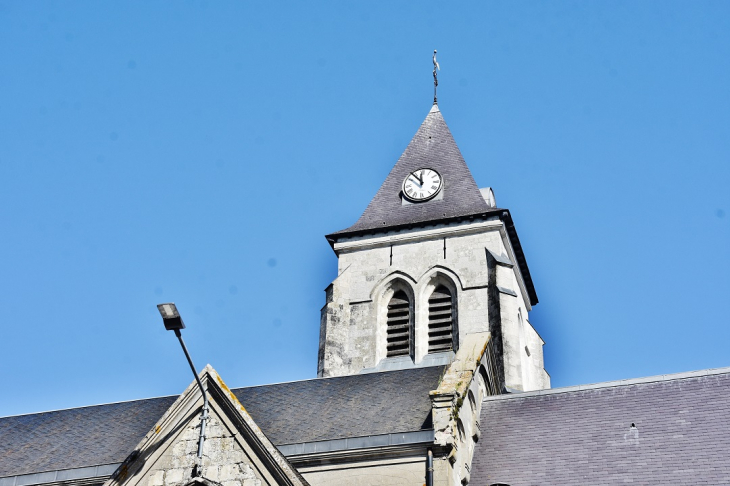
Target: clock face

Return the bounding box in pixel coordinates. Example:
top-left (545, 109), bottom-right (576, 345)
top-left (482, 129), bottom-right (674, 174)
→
top-left (402, 168), bottom-right (443, 202)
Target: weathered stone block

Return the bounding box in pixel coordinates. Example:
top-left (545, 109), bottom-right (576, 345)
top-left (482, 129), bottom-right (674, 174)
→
top-left (206, 466), bottom-right (220, 482)
top-left (219, 464), bottom-right (239, 481)
top-left (220, 437), bottom-right (235, 451)
top-left (164, 468), bottom-right (184, 484)
top-left (147, 470), bottom-right (164, 486)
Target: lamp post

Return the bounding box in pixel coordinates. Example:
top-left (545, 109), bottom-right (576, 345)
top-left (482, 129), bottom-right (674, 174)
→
top-left (157, 303), bottom-right (209, 477)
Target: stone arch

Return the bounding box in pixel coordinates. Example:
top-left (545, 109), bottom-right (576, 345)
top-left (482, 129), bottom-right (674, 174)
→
top-left (372, 274), bottom-right (416, 363)
top-left (418, 270), bottom-right (460, 354)
top-left (416, 265), bottom-right (465, 291)
top-left (369, 270), bottom-right (418, 301)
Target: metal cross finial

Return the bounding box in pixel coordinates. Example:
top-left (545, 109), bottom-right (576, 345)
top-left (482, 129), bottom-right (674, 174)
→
top-left (433, 50), bottom-right (440, 105)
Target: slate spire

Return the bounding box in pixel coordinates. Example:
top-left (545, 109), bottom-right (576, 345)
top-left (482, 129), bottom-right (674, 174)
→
top-left (331, 105), bottom-right (492, 236)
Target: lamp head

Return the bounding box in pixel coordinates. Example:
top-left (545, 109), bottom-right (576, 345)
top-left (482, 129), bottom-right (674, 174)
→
top-left (157, 303), bottom-right (185, 331)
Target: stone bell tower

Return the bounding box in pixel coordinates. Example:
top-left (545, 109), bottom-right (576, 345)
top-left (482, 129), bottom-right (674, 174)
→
top-left (318, 103), bottom-right (550, 392)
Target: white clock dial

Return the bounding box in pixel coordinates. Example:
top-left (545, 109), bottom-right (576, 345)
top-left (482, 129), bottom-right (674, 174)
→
top-left (402, 168), bottom-right (443, 202)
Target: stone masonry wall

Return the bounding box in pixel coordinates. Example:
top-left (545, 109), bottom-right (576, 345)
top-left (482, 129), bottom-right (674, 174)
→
top-left (141, 413), bottom-right (266, 486)
top-left (319, 220), bottom-right (549, 393)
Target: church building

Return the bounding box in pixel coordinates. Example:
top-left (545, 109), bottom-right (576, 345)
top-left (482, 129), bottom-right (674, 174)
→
top-left (1, 92), bottom-right (728, 485)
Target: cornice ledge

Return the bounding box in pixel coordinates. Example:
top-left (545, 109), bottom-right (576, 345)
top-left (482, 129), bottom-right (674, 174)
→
top-left (333, 220), bottom-right (503, 252)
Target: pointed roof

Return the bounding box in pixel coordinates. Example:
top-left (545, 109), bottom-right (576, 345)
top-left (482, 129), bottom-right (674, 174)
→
top-left (330, 105), bottom-right (495, 237)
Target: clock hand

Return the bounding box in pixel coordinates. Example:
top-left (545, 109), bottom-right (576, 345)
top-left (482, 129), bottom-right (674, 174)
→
top-left (409, 172), bottom-right (422, 187)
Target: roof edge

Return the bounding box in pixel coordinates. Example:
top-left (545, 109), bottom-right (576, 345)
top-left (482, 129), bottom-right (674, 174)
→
top-left (484, 366), bottom-right (730, 402)
top-left (326, 209), bottom-right (502, 241)
top-left (0, 430), bottom-right (438, 485)
top-left (0, 393), bottom-right (179, 420)
top-left (0, 463), bottom-right (120, 485)
top-left (278, 429), bottom-right (434, 455)
top-left (233, 364), bottom-right (446, 392)
top-left (500, 210), bottom-right (538, 305)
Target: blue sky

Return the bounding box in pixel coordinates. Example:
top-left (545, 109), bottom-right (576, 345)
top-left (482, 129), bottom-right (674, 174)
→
top-left (0, 1), bottom-right (728, 417)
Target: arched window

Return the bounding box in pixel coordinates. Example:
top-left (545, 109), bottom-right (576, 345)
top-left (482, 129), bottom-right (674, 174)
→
top-left (428, 285), bottom-right (457, 353)
top-left (386, 290), bottom-right (413, 358)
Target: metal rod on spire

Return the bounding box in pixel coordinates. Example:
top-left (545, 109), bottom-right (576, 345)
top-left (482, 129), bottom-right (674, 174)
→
top-left (433, 50), bottom-right (440, 105)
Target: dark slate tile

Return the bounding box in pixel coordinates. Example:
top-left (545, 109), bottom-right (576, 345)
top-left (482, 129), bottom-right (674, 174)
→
top-left (232, 366), bottom-right (444, 444)
top-left (470, 372), bottom-right (730, 486)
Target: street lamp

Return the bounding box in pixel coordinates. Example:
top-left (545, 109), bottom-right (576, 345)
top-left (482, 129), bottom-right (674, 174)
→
top-left (157, 303), bottom-right (208, 477)
top-left (158, 302), bottom-right (184, 330)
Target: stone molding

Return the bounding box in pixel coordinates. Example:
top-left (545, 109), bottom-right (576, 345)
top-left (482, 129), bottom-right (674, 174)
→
top-left (331, 218), bottom-right (532, 311)
top-left (429, 332), bottom-right (500, 485)
top-left (333, 220), bottom-right (502, 252)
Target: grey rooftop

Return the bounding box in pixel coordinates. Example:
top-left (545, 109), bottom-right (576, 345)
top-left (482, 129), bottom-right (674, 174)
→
top-left (0, 365), bottom-right (444, 479)
top-left (233, 365), bottom-right (443, 445)
top-left (328, 105), bottom-right (494, 237)
top-left (471, 367), bottom-right (730, 485)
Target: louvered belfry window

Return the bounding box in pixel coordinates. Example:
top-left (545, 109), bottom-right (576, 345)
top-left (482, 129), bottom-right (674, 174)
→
top-left (386, 290), bottom-right (412, 357)
top-left (428, 285), bottom-right (456, 353)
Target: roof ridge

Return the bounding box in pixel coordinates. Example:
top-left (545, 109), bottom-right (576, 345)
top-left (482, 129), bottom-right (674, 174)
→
top-left (0, 393), bottom-right (179, 420)
top-left (0, 365), bottom-right (447, 420)
top-left (231, 364), bottom-right (446, 391)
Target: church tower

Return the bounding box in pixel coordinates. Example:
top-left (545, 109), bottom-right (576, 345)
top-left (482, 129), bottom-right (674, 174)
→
top-left (318, 103), bottom-right (550, 392)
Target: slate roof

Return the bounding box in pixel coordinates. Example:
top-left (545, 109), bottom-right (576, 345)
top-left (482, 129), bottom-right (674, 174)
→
top-left (0, 366), bottom-right (444, 478)
top-left (329, 105), bottom-right (495, 237)
top-left (233, 365), bottom-right (442, 444)
top-left (0, 396), bottom-right (177, 479)
top-left (471, 369), bottom-right (730, 486)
